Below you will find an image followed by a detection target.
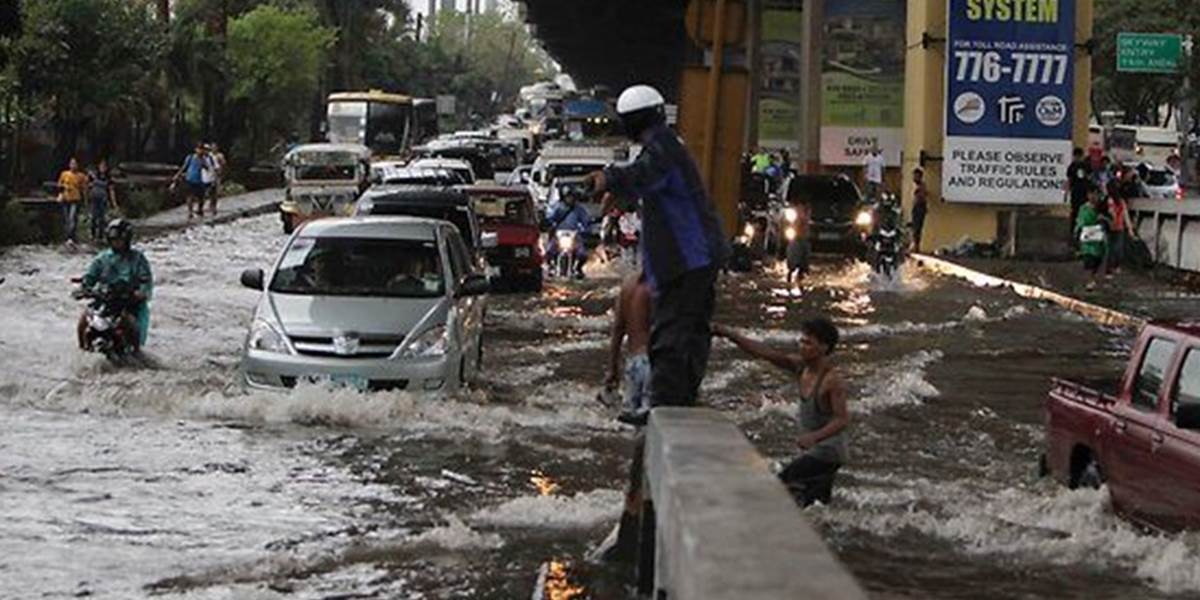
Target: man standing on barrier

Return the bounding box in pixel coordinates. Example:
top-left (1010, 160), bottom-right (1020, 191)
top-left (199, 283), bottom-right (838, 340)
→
top-left (587, 84), bottom-right (729, 562)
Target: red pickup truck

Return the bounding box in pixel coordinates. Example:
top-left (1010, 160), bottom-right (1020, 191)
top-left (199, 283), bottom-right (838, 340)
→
top-left (1043, 321), bottom-right (1200, 531)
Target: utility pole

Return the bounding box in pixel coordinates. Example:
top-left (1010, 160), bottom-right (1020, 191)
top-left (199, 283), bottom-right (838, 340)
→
top-left (1181, 35), bottom-right (1195, 188)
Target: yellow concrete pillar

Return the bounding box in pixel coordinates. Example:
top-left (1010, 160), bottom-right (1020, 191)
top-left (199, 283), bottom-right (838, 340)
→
top-left (903, 0), bottom-right (1093, 253)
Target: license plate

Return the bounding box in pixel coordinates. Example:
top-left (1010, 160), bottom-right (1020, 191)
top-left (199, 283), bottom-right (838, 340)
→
top-left (818, 232), bottom-right (841, 241)
top-left (514, 247), bottom-right (531, 258)
top-left (307, 374), bottom-right (369, 391)
top-left (486, 266), bottom-right (501, 278)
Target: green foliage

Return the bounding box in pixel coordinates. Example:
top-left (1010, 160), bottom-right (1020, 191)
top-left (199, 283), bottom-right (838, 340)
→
top-left (13, 0), bottom-right (166, 129)
top-left (1092, 0), bottom-right (1200, 124)
top-left (0, 200), bottom-right (36, 246)
top-left (120, 188), bottom-right (166, 220)
top-left (427, 10), bottom-right (557, 117)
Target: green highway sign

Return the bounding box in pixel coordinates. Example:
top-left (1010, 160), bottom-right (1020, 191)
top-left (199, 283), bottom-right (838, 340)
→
top-left (1117, 33), bottom-right (1183, 74)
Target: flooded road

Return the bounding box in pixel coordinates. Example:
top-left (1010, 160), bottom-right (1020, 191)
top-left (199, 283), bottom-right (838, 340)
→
top-left (1, 214), bottom-right (1198, 599)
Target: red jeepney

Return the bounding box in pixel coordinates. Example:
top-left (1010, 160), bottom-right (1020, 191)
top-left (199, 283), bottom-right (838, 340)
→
top-left (459, 185), bottom-right (543, 292)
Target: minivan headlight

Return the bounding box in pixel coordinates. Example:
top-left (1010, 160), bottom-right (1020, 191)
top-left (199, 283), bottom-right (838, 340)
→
top-left (784, 207), bottom-right (798, 223)
top-left (248, 320), bottom-right (289, 354)
top-left (402, 325), bottom-right (448, 358)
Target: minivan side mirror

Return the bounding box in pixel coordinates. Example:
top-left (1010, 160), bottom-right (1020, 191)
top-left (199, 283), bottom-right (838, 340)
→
top-left (481, 231), bottom-right (499, 249)
top-left (240, 268), bottom-right (264, 290)
top-left (1177, 403), bottom-right (1200, 430)
top-left (456, 273), bottom-right (490, 298)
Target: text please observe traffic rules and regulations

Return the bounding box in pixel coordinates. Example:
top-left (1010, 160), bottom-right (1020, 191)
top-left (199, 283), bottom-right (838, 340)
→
top-left (942, 0), bottom-right (1076, 205)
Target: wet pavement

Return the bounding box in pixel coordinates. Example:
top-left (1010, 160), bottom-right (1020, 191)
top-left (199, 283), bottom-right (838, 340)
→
top-left (2, 214), bottom-right (1199, 599)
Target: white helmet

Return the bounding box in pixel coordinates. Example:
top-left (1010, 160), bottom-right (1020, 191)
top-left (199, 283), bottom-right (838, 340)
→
top-left (616, 85), bottom-right (665, 115)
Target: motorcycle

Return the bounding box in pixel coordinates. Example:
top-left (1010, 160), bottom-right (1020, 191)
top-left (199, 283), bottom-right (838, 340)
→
top-left (552, 230), bottom-right (581, 279)
top-left (864, 196), bottom-right (904, 278)
top-left (73, 279), bottom-right (140, 361)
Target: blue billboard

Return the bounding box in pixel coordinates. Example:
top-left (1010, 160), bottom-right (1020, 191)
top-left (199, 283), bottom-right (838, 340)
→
top-left (942, 0), bottom-right (1076, 204)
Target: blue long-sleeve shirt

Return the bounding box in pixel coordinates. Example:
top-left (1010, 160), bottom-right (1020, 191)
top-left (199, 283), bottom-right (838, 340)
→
top-left (545, 201), bottom-right (591, 234)
top-left (604, 124), bottom-right (728, 290)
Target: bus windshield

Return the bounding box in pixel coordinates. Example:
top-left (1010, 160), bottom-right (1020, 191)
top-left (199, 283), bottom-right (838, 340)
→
top-left (328, 101), bottom-right (367, 145)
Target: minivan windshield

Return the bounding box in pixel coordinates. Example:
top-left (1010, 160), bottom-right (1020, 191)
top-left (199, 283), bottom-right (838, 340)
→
top-left (361, 203), bottom-right (475, 247)
top-left (270, 236), bottom-right (445, 298)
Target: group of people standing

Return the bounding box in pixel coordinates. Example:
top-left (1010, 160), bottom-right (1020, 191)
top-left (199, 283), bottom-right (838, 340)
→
top-left (171, 142), bottom-right (227, 220)
top-left (56, 157), bottom-right (120, 245)
top-left (1067, 147), bottom-right (1141, 289)
top-left (55, 141), bottom-right (227, 244)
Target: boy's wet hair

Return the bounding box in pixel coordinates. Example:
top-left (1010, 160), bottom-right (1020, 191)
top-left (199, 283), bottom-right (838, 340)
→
top-left (801, 317), bottom-right (839, 355)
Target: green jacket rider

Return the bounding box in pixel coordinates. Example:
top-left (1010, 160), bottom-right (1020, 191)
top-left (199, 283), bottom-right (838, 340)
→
top-left (77, 219), bottom-right (154, 350)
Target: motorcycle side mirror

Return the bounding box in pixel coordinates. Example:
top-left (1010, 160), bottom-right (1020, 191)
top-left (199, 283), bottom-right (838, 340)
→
top-left (240, 268), bottom-right (264, 290)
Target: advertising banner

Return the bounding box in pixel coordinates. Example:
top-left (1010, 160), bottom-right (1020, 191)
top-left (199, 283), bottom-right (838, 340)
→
top-left (942, 0), bottom-right (1076, 204)
top-left (819, 0), bottom-right (905, 166)
top-left (758, 8), bottom-right (804, 150)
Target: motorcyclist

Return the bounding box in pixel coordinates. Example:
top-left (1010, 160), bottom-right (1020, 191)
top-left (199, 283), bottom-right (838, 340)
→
top-left (77, 219), bottom-right (153, 352)
top-left (544, 183), bottom-right (592, 278)
top-left (866, 193), bottom-right (904, 270)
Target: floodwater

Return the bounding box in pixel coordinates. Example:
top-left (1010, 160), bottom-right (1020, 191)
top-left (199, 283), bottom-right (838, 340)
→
top-left (1, 214), bottom-right (1198, 599)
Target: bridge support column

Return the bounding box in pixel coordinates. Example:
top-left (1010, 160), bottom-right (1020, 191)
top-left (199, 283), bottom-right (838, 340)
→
top-left (678, 0), bottom-right (753, 237)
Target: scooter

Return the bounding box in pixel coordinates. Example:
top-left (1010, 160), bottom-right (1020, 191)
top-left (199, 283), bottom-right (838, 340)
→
top-left (73, 279), bottom-right (140, 361)
top-left (552, 230), bottom-right (581, 279)
top-left (871, 226), bottom-right (901, 278)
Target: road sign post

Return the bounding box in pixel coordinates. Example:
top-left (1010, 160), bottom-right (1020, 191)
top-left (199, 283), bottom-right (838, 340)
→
top-left (1117, 33), bottom-right (1182, 73)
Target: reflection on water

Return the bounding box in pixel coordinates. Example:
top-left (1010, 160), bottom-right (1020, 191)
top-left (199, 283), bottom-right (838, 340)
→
top-left (531, 471), bottom-right (562, 496)
top-left (538, 560), bottom-right (587, 600)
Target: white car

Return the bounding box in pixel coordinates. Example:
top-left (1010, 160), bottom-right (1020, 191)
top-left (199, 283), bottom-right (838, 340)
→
top-left (238, 216), bottom-right (489, 393)
top-left (408, 157), bottom-right (476, 185)
top-left (1138, 164), bottom-right (1182, 201)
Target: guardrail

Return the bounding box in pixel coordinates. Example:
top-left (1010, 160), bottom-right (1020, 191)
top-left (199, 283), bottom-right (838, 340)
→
top-left (1129, 197), bottom-right (1200, 272)
top-left (638, 407), bottom-right (867, 599)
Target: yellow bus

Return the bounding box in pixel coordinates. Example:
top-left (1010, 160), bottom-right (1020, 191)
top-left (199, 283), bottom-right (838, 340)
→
top-left (326, 91), bottom-right (414, 156)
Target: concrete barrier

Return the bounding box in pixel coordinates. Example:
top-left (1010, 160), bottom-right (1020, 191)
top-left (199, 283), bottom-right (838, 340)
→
top-left (1128, 197), bottom-right (1200, 273)
top-left (639, 408), bottom-right (867, 600)
top-left (912, 253), bottom-right (1144, 328)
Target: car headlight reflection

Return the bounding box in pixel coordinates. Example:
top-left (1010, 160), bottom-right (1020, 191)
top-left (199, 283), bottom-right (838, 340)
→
top-left (784, 207), bottom-right (798, 223)
top-left (743, 223), bottom-right (756, 238)
top-left (855, 210), bottom-right (873, 228)
top-left (785, 226), bottom-right (797, 241)
top-left (249, 320), bottom-right (289, 354)
top-left (402, 324), bottom-right (448, 358)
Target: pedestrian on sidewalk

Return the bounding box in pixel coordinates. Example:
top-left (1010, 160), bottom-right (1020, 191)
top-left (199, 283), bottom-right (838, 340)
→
top-left (57, 157), bottom-right (89, 244)
top-left (1066, 147), bottom-right (1091, 244)
top-left (206, 143), bottom-right (227, 216)
top-left (863, 144), bottom-right (885, 203)
top-left (1076, 181), bottom-right (1109, 290)
top-left (1106, 173), bottom-right (1135, 276)
top-left (713, 318), bottom-right (849, 506)
top-left (605, 271), bottom-right (654, 426)
top-left (910, 167), bottom-right (928, 253)
top-left (87, 159), bottom-right (119, 244)
top-left (172, 143), bottom-right (213, 219)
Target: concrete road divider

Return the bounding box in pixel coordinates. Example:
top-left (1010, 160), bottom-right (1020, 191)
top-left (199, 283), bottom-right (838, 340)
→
top-left (912, 254), bottom-right (1144, 329)
top-left (640, 408), bottom-right (867, 600)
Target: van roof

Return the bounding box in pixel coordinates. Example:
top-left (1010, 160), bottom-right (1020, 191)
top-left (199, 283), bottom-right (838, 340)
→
top-left (297, 216), bottom-right (442, 240)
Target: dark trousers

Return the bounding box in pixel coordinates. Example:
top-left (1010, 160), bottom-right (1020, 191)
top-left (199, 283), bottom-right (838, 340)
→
top-left (779, 455), bottom-right (841, 506)
top-left (649, 266), bottom-right (718, 407)
top-left (90, 197), bottom-right (107, 242)
top-left (911, 210), bottom-right (926, 252)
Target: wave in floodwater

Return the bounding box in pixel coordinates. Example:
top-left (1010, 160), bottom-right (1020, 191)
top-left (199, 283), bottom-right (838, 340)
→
top-left (472, 489), bottom-right (623, 529)
top-left (812, 477), bottom-right (1200, 595)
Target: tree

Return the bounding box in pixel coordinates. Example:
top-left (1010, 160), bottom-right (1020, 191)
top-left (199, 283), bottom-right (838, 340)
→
top-left (12, 0), bottom-right (166, 167)
top-left (226, 5), bottom-right (334, 160)
top-left (427, 9), bottom-right (557, 121)
top-left (1092, 0), bottom-right (1200, 125)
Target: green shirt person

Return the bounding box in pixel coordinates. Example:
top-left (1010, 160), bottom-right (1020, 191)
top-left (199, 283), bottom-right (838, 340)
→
top-left (1074, 183), bottom-right (1109, 289)
top-left (78, 220), bottom-right (154, 349)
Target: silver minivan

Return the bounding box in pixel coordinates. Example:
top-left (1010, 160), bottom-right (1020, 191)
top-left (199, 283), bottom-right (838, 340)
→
top-left (239, 216), bottom-right (488, 393)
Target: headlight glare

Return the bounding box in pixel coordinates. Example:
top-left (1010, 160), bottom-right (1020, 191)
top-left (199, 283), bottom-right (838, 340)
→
top-left (402, 325), bottom-right (448, 358)
top-left (784, 207), bottom-right (798, 223)
top-left (249, 320), bottom-right (289, 353)
top-left (855, 210), bottom-right (873, 228)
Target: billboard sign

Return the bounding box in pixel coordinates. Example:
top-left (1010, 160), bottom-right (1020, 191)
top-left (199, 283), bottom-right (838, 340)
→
top-left (819, 0), bottom-right (905, 166)
top-left (942, 0), bottom-right (1076, 204)
top-left (758, 8), bottom-right (804, 150)
top-left (1117, 32), bottom-right (1182, 73)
